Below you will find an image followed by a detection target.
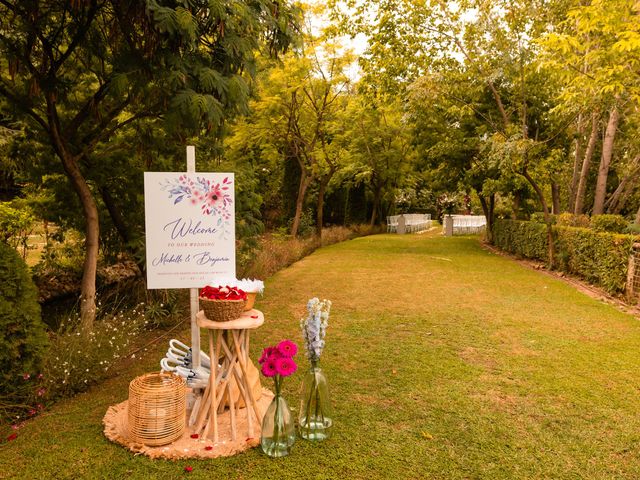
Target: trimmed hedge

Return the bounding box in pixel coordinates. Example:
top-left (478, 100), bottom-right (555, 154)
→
top-left (493, 219), bottom-right (548, 260)
top-left (590, 214), bottom-right (628, 234)
top-left (493, 219), bottom-right (635, 294)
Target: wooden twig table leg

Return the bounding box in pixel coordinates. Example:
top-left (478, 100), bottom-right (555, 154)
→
top-left (208, 330), bottom-right (218, 443)
top-left (219, 335), bottom-right (254, 437)
top-left (232, 330), bottom-right (263, 424)
top-left (228, 378), bottom-right (237, 441)
top-left (194, 382), bottom-right (211, 433)
top-left (195, 309), bottom-right (265, 444)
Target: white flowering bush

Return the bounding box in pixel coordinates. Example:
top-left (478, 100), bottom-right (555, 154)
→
top-left (43, 303), bottom-right (147, 400)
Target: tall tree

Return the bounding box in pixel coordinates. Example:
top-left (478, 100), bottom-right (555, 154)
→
top-left (593, 105), bottom-right (620, 214)
top-left (541, 0), bottom-right (640, 215)
top-left (232, 46), bottom-right (351, 237)
top-left (0, 0), bottom-right (298, 329)
top-left (346, 98), bottom-right (414, 226)
top-left (574, 113), bottom-right (600, 215)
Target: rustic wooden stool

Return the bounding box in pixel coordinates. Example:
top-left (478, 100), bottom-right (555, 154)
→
top-left (192, 309), bottom-right (264, 443)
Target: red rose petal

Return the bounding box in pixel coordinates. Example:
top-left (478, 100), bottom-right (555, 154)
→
top-left (184, 466), bottom-right (193, 473)
top-left (7, 433), bottom-right (17, 442)
top-left (190, 433), bottom-right (199, 439)
top-left (251, 315), bottom-right (258, 319)
top-left (204, 445), bottom-right (213, 451)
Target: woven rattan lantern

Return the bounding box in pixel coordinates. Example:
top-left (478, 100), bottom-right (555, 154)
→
top-left (128, 373), bottom-right (186, 446)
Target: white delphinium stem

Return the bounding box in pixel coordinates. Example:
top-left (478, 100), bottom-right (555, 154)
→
top-left (300, 298), bottom-right (331, 364)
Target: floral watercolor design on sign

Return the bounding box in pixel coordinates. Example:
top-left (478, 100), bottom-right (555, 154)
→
top-left (160, 175), bottom-right (234, 239)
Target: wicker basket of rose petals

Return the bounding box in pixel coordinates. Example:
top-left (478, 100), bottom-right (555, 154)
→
top-left (199, 285), bottom-right (247, 322)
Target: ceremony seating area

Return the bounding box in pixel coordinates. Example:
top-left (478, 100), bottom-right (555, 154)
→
top-left (444, 215), bottom-right (486, 235)
top-left (386, 214), bottom-right (432, 233)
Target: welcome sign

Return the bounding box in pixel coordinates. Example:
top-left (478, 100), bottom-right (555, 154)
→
top-left (144, 172), bottom-right (236, 289)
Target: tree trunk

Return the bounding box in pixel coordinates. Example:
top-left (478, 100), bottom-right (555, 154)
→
top-left (479, 194), bottom-right (495, 243)
top-left (612, 180), bottom-right (635, 214)
top-left (46, 94), bottom-right (99, 331)
top-left (608, 156), bottom-right (640, 213)
top-left (635, 204), bottom-right (640, 225)
top-left (512, 191), bottom-right (521, 220)
top-left (343, 187), bottom-right (350, 226)
top-left (489, 195), bottom-right (494, 238)
top-left (370, 185), bottom-right (382, 226)
top-left (60, 152), bottom-right (99, 331)
top-left (593, 106), bottom-right (620, 215)
top-left (605, 178), bottom-right (627, 214)
top-left (569, 114), bottom-right (584, 212)
top-left (478, 192), bottom-right (496, 243)
top-left (316, 166), bottom-right (336, 237)
top-left (291, 173), bottom-right (311, 237)
top-left (316, 178), bottom-right (328, 237)
top-left (574, 112), bottom-right (599, 214)
top-left (551, 181), bottom-right (560, 214)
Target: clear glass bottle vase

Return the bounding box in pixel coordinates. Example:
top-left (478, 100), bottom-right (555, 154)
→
top-left (260, 394), bottom-right (296, 457)
top-left (298, 364), bottom-right (333, 441)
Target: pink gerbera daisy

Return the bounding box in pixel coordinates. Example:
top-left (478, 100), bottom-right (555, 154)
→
top-left (258, 347), bottom-right (280, 364)
top-left (277, 340), bottom-right (298, 358)
top-left (275, 357), bottom-right (297, 377)
top-left (258, 348), bottom-right (269, 364)
top-left (261, 359), bottom-right (278, 377)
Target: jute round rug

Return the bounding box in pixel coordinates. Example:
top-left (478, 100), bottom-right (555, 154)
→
top-left (103, 388), bottom-right (274, 460)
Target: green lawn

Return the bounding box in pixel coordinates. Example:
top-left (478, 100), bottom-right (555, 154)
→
top-left (4, 233), bottom-right (640, 479)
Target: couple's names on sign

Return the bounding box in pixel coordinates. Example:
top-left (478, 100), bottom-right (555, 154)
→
top-left (144, 172), bottom-right (236, 289)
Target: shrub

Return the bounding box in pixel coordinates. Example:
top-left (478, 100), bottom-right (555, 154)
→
top-left (240, 233), bottom-right (320, 279)
top-left (286, 208), bottom-right (316, 238)
top-left (0, 242), bottom-right (48, 417)
top-left (239, 225), bottom-right (378, 279)
top-left (626, 223), bottom-right (640, 235)
top-left (320, 225), bottom-right (356, 245)
top-left (33, 228), bottom-right (85, 277)
top-left (493, 219), bottom-right (635, 294)
top-left (556, 213), bottom-right (590, 228)
top-left (530, 212), bottom-right (556, 224)
top-left (0, 202), bottom-right (36, 259)
top-left (590, 214), bottom-right (628, 234)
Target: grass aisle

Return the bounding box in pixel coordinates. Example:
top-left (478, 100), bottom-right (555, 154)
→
top-left (4, 233), bottom-right (640, 479)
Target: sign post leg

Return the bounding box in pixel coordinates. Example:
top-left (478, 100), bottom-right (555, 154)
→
top-left (186, 145), bottom-right (201, 369)
top-left (190, 288), bottom-right (200, 368)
